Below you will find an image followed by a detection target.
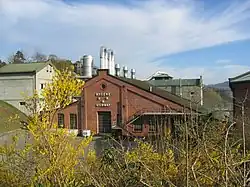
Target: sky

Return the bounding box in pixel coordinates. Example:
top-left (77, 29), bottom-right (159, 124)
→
top-left (0, 0), bottom-right (250, 84)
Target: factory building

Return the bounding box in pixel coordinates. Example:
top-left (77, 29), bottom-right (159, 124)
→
top-left (56, 47), bottom-right (204, 137)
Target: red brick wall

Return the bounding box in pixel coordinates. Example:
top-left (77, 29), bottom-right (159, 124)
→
top-left (231, 81), bottom-right (250, 148)
top-left (81, 70), bottom-right (185, 135)
top-left (231, 82), bottom-right (250, 120)
top-left (55, 102), bottom-right (78, 129)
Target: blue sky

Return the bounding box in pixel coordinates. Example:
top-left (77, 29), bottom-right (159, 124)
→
top-left (0, 0), bottom-right (250, 84)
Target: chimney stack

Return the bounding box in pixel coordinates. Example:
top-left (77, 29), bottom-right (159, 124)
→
top-left (110, 50), bottom-right (115, 75)
top-left (123, 66), bottom-right (128, 78)
top-left (100, 46), bottom-right (105, 69)
top-left (107, 49), bottom-right (112, 74)
top-left (131, 69), bottom-right (136, 79)
top-left (115, 64), bottom-right (120, 76)
top-left (104, 48), bottom-right (108, 69)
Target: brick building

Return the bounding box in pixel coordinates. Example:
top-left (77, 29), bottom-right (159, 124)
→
top-left (56, 69), bottom-right (204, 137)
top-left (229, 71), bottom-right (250, 125)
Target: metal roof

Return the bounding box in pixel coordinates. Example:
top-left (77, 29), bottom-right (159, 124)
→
top-left (0, 62), bottom-right (52, 74)
top-left (148, 78), bottom-right (201, 87)
top-left (229, 71), bottom-right (250, 83)
top-left (117, 77), bottom-right (207, 113)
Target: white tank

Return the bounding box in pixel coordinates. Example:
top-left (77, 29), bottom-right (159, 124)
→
top-left (104, 48), bottom-right (108, 69)
top-left (110, 50), bottom-right (115, 75)
top-left (82, 55), bottom-right (93, 78)
top-left (131, 68), bottom-right (136, 79)
top-left (107, 49), bottom-right (112, 74)
top-left (115, 63), bottom-right (120, 76)
top-left (123, 66), bottom-right (128, 78)
top-left (100, 46), bottom-right (105, 69)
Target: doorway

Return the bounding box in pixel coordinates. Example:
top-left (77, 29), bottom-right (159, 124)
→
top-left (98, 111), bottom-right (112, 133)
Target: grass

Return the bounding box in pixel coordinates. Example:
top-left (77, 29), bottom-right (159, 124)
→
top-left (0, 100), bottom-right (27, 133)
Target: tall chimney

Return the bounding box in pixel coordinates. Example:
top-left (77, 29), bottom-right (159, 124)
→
top-left (123, 66), bottom-right (128, 78)
top-left (115, 64), bottom-right (120, 76)
top-left (104, 48), bottom-right (108, 69)
top-left (110, 50), bottom-right (115, 75)
top-left (107, 49), bottom-right (112, 74)
top-left (131, 69), bottom-right (136, 79)
top-left (100, 46), bottom-right (105, 69)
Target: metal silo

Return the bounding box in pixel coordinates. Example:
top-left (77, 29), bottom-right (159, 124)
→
top-left (107, 49), bottom-right (112, 74)
top-left (100, 46), bottom-right (105, 69)
top-left (82, 55), bottom-right (93, 78)
top-left (110, 50), bottom-right (115, 75)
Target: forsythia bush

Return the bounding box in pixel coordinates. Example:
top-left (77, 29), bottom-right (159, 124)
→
top-left (0, 69), bottom-right (250, 186)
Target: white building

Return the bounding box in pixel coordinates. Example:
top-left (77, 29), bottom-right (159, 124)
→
top-left (0, 62), bottom-right (56, 114)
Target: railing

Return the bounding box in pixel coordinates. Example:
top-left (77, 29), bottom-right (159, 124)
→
top-left (112, 107), bottom-right (195, 137)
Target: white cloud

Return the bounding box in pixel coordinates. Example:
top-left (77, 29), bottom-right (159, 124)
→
top-left (0, 0), bottom-right (250, 83)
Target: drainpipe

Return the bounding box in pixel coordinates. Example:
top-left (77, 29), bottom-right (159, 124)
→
top-left (200, 75), bottom-right (203, 106)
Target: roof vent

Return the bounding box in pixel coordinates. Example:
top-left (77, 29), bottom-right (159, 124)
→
top-left (123, 66), bottom-right (128, 78)
top-left (115, 64), bottom-right (120, 76)
top-left (131, 68), bottom-right (136, 79)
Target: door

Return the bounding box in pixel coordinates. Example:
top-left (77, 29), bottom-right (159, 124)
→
top-left (98, 111), bottom-right (112, 133)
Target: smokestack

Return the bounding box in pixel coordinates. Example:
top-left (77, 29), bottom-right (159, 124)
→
top-left (107, 49), bottom-right (112, 74)
top-left (115, 64), bottom-right (120, 76)
top-left (131, 69), bottom-right (136, 79)
top-left (110, 50), bottom-right (115, 75)
top-left (123, 66), bottom-right (128, 78)
top-left (100, 46), bottom-right (105, 69)
top-left (104, 48), bottom-right (108, 69)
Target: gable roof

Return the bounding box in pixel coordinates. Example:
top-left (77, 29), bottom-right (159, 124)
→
top-left (116, 76), bottom-right (206, 113)
top-left (146, 71), bottom-right (173, 80)
top-left (229, 71), bottom-right (250, 83)
top-left (0, 62), bottom-right (53, 74)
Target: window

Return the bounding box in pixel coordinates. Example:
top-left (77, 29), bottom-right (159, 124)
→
top-left (70, 113), bottom-right (77, 129)
top-left (58, 113), bottom-right (64, 128)
top-left (40, 83), bottom-right (44, 89)
top-left (19, 102), bottom-right (26, 106)
top-left (133, 124), bottom-right (143, 132)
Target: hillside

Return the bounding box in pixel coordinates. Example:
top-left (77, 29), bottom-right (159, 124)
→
top-left (0, 100), bottom-right (27, 133)
top-left (204, 81), bottom-right (233, 111)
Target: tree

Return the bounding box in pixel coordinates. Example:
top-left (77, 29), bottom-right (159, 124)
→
top-left (0, 69), bottom-right (89, 186)
top-left (8, 50), bottom-right (26, 64)
top-left (32, 52), bottom-right (47, 62)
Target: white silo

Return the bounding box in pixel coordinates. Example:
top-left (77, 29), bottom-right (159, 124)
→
top-left (131, 68), bottom-right (136, 79)
top-left (82, 55), bottom-right (93, 78)
top-left (100, 46), bottom-right (105, 69)
top-left (110, 50), bottom-right (115, 75)
top-left (104, 48), bottom-right (108, 69)
top-left (115, 64), bottom-right (120, 76)
top-left (123, 66), bottom-right (128, 78)
top-left (107, 49), bottom-right (112, 74)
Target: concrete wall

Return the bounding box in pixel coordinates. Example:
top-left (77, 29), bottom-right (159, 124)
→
top-left (0, 74), bottom-right (35, 114)
top-left (158, 85), bottom-right (202, 105)
top-left (36, 64), bottom-right (55, 96)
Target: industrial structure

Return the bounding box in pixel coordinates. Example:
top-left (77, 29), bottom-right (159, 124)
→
top-left (57, 47), bottom-right (205, 137)
top-left (147, 71), bottom-right (204, 106)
